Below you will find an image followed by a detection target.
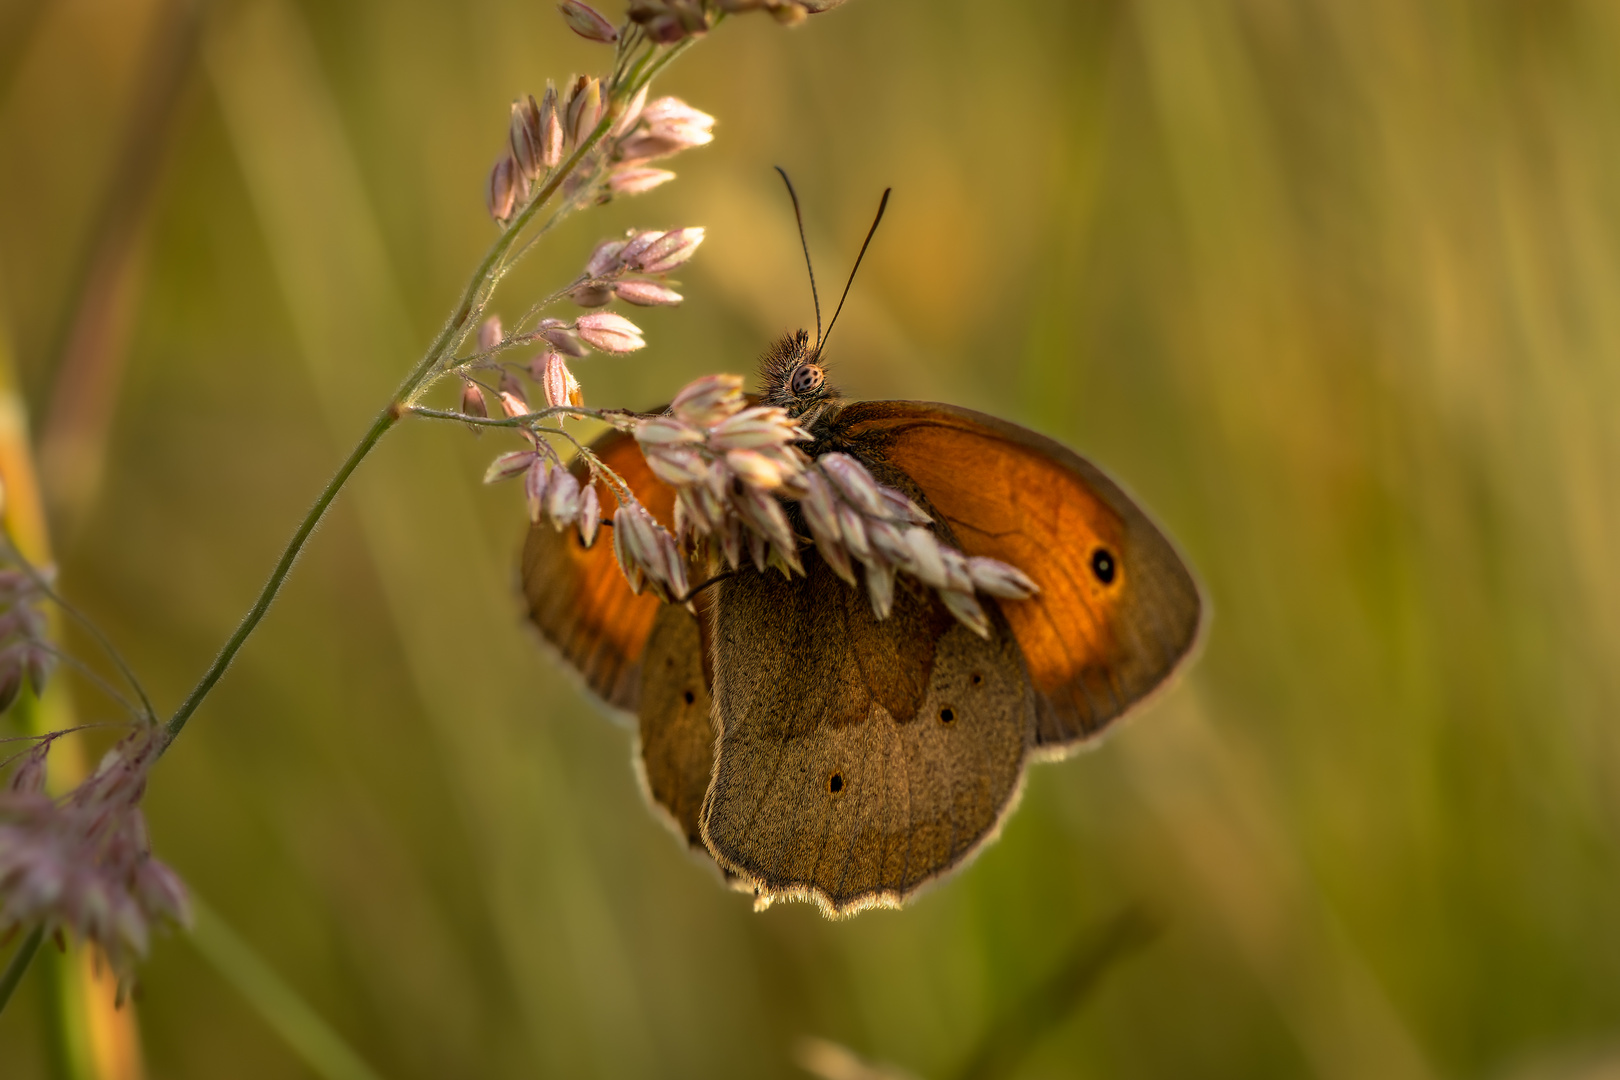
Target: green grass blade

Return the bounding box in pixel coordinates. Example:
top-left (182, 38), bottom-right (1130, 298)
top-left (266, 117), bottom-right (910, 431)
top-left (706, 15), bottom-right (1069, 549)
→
top-left (188, 898), bottom-right (385, 1080)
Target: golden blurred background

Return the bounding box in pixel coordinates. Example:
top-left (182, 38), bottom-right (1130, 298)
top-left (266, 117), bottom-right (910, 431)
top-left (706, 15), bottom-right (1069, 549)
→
top-left (3, 0), bottom-right (1620, 1076)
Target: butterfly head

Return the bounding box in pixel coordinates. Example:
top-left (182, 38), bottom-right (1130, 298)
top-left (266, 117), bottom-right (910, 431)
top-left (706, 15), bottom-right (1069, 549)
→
top-left (758, 328), bottom-right (837, 421)
top-left (763, 174), bottom-right (890, 429)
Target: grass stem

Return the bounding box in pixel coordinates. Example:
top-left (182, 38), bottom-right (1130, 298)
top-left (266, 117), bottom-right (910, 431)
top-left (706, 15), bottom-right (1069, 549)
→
top-left (0, 927), bottom-right (44, 1014)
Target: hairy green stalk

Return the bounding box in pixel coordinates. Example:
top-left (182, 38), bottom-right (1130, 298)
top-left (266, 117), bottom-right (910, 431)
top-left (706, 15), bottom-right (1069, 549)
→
top-left (164, 36), bottom-right (693, 744)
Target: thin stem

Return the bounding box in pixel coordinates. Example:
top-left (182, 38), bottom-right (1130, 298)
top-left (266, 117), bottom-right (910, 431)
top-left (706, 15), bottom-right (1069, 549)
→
top-left (502, 168), bottom-right (615, 273)
top-left (447, 331), bottom-right (549, 370)
top-left (632, 31), bottom-right (701, 96)
top-left (506, 272), bottom-right (608, 337)
top-left (37, 644), bottom-right (146, 721)
top-left (0, 725), bottom-right (120, 769)
top-left (451, 269), bottom-right (601, 364)
top-left (0, 927), bottom-right (44, 1013)
top-left (1, 536), bottom-right (156, 721)
top-left (407, 406), bottom-right (637, 502)
top-left (408, 120), bottom-right (618, 399)
top-left (164, 404), bottom-right (396, 742)
top-left (612, 25), bottom-right (646, 84)
top-left (408, 407), bottom-right (641, 509)
top-left (407, 405), bottom-right (631, 428)
top-left (570, 442), bottom-right (635, 505)
top-left (164, 38), bottom-right (696, 744)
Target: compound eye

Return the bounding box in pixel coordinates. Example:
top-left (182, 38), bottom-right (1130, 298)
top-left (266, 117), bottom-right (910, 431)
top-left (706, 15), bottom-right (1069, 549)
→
top-left (789, 363), bottom-right (825, 396)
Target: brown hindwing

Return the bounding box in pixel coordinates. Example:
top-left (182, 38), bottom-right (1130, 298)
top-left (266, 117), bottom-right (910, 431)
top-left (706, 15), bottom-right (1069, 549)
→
top-left (635, 598), bottom-right (718, 852)
top-left (701, 454), bottom-right (1037, 915)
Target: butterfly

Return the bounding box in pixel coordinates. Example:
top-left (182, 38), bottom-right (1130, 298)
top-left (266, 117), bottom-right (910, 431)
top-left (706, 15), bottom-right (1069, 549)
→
top-left (521, 183), bottom-right (1203, 916)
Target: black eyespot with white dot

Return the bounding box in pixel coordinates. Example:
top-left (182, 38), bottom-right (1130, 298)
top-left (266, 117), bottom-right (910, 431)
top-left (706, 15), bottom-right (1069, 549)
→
top-left (789, 363), bottom-right (825, 396)
top-left (1090, 547), bottom-right (1117, 585)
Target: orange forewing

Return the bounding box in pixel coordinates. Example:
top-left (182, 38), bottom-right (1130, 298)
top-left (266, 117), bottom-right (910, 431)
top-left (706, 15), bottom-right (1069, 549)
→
top-left (839, 401), bottom-right (1203, 749)
top-left (521, 428), bottom-right (676, 712)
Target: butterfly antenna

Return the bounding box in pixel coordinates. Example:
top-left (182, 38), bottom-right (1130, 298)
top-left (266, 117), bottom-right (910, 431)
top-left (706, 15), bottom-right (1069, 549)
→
top-left (775, 166), bottom-right (822, 345)
top-left (819, 187), bottom-right (891, 357)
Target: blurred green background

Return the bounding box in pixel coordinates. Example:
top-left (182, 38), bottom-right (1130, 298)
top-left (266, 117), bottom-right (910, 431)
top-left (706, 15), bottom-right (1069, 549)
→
top-left (3, 0), bottom-right (1620, 1076)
